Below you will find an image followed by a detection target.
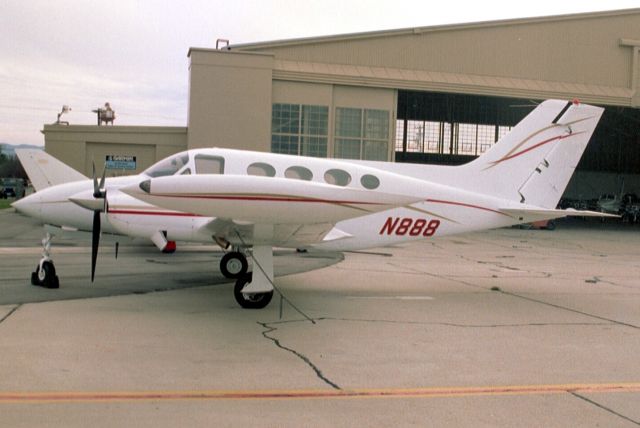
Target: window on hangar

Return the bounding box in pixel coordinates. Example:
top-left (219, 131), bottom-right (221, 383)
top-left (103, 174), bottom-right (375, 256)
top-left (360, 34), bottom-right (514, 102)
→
top-left (395, 91), bottom-right (531, 165)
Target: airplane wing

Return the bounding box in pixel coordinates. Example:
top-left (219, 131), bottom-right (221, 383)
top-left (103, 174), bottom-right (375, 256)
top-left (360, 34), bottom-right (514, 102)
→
top-left (499, 207), bottom-right (619, 223)
top-left (201, 217), bottom-right (350, 248)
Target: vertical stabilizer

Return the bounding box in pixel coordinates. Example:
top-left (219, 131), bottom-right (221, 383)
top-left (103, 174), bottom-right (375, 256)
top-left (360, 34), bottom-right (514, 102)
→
top-left (15, 150), bottom-right (87, 191)
top-left (458, 100), bottom-right (603, 208)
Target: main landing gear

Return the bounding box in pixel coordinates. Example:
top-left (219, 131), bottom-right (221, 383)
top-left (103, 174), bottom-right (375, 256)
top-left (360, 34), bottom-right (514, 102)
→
top-left (220, 250), bottom-right (249, 279)
top-left (31, 232), bottom-right (60, 289)
top-left (220, 246), bottom-right (274, 309)
top-left (233, 273), bottom-right (274, 309)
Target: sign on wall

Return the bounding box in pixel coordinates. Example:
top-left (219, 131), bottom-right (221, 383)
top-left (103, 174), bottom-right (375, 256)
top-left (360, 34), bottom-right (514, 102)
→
top-left (105, 155), bottom-right (137, 170)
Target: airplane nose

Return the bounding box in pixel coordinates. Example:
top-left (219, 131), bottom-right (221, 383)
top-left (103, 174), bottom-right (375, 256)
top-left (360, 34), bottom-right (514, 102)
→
top-left (12, 193), bottom-right (42, 218)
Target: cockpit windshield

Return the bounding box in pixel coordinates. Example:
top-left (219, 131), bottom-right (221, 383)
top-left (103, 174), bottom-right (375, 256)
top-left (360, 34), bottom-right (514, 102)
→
top-left (143, 153), bottom-right (190, 178)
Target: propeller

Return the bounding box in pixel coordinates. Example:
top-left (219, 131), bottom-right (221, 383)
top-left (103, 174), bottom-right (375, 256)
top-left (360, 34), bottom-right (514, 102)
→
top-left (90, 163), bottom-right (107, 282)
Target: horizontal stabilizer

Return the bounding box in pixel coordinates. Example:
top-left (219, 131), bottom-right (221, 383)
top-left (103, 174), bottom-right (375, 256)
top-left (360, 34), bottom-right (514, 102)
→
top-left (500, 207), bottom-right (619, 222)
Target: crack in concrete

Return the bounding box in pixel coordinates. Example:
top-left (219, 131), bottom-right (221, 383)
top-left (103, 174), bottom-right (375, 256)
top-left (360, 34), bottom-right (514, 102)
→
top-left (477, 261), bottom-right (521, 271)
top-left (585, 276), bottom-right (638, 290)
top-left (257, 321), bottom-right (341, 390)
top-left (0, 304), bottom-right (22, 325)
top-left (569, 391), bottom-right (640, 426)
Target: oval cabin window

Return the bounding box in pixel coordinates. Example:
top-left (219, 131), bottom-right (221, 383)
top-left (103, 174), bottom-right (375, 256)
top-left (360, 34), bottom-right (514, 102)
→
top-left (247, 162), bottom-right (276, 177)
top-left (284, 166), bottom-right (313, 181)
top-left (324, 169), bottom-right (351, 186)
top-left (360, 174), bottom-right (380, 190)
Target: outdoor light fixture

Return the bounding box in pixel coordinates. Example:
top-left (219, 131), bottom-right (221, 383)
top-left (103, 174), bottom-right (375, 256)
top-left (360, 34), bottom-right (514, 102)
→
top-left (56, 105), bottom-right (71, 125)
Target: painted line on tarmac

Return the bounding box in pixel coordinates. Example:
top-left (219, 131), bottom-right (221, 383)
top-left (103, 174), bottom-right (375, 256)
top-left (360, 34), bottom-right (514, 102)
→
top-left (1, 382), bottom-right (639, 403)
top-left (346, 296), bottom-right (434, 300)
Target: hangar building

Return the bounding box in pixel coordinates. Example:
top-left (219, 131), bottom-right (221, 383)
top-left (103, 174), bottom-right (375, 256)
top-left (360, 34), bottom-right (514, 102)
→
top-left (43, 8), bottom-right (640, 197)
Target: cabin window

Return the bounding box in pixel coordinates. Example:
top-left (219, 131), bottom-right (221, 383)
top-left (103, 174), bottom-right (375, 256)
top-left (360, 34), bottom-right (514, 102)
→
top-left (247, 162), bottom-right (276, 177)
top-left (360, 174), bottom-right (380, 190)
top-left (324, 169), bottom-right (351, 187)
top-left (180, 168), bottom-right (191, 175)
top-left (195, 155), bottom-right (225, 174)
top-left (285, 166), bottom-right (313, 181)
top-left (144, 153), bottom-right (189, 177)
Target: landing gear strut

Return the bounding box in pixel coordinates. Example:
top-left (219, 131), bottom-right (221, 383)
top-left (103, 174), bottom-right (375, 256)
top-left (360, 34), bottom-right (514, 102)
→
top-left (31, 232), bottom-right (59, 289)
top-left (230, 245), bottom-right (275, 309)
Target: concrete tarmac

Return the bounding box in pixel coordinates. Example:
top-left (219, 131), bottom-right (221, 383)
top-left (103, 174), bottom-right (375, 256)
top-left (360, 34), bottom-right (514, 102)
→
top-left (0, 208), bottom-right (639, 427)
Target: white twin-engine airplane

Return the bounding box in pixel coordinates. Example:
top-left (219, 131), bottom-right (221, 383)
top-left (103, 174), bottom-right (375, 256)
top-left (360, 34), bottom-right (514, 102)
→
top-left (13, 100), bottom-right (612, 309)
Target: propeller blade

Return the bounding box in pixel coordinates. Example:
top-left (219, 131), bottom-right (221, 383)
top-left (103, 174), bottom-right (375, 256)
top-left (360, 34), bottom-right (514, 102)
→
top-left (99, 166), bottom-right (106, 193)
top-left (92, 162), bottom-right (99, 197)
top-left (91, 210), bottom-right (101, 282)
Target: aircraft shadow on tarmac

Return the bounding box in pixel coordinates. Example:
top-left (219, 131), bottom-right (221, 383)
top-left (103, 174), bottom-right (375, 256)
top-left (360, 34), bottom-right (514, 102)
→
top-left (0, 208), bottom-right (343, 305)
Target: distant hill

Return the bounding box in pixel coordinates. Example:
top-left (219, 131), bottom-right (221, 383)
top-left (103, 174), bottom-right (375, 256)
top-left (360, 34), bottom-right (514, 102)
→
top-left (1, 143), bottom-right (44, 157)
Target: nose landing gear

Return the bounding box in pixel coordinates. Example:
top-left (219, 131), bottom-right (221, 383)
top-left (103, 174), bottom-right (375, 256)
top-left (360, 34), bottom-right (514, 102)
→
top-left (31, 232), bottom-right (60, 289)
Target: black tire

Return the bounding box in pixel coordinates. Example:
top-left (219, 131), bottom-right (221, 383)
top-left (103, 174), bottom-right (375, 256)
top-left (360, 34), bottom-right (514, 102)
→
top-left (31, 270), bottom-right (40, 286)
top-left (545, 220), bottom-right (556, 231)
top-left (220, 251), bottom-right (248, 279)
top-left (233, 273), bottom-right (273, 309)
top-left (39, 261), bottom-right (59, 289)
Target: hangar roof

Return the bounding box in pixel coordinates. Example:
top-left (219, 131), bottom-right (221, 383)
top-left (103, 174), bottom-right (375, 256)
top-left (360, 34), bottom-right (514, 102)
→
top-left (233, 8), bottom-right (640, 50)
top-left (232, 9), bottom-right (640, 107)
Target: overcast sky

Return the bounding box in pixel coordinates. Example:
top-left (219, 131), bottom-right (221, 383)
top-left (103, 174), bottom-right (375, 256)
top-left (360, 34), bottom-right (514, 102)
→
top-left (2, 0), bottom-right (638, 146)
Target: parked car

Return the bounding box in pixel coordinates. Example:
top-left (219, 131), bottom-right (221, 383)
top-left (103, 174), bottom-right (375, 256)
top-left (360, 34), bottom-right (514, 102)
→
top-left (3, 187), bottom-right (16, 198)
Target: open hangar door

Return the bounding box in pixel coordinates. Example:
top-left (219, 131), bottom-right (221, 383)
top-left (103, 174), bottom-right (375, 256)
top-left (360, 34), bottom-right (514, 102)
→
top-left (395, 90), bottom-right (640, 221)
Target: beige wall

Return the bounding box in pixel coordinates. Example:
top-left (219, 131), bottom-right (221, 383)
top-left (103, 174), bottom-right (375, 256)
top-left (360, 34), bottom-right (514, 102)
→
top-left (272, 81), bottom-right (332, 105)
top-left (187, 49), bottom-right (273, 151)
top-left (43, 125), bottom-right (187, 176)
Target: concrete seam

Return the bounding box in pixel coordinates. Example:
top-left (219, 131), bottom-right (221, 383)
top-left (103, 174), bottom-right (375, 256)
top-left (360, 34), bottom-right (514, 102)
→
top-left (569, 391), bottom-right (640, 426)
top-left (499, 290), bottom-right (639, 330)
top-left (0, 304), bottom-right (22, 326)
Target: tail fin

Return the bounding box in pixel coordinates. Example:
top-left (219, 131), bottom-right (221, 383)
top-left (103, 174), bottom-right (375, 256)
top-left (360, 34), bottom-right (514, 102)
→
top-left (16, 149), bottom-right (87, 191)
top-left (457, 100), bottom-right (603, 208)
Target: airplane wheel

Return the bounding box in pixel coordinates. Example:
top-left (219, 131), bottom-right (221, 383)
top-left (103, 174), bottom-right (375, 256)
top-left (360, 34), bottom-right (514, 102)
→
top-left (34, 261), bottom-right (59, 289)
top-left (31, 268), bottom-right (40, 286)
top-left (233, 274), bottom-right (273, 309)
top-left (220, 251), bottom-right (248, 279)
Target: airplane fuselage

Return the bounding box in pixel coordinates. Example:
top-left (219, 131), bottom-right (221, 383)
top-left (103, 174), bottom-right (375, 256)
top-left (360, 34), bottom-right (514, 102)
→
top-left (15, 148), bottom-right (528, 252)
